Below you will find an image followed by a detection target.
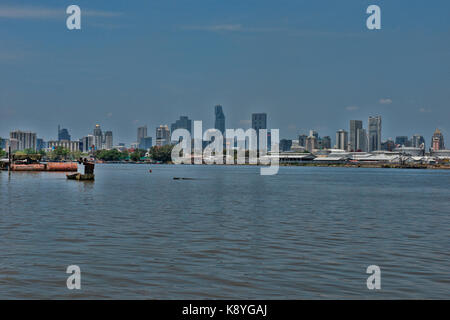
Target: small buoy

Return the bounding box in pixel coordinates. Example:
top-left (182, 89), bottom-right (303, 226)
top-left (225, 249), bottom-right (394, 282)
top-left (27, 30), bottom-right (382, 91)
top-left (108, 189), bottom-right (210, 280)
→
top-left (149, 169), bottom-right (152, 173)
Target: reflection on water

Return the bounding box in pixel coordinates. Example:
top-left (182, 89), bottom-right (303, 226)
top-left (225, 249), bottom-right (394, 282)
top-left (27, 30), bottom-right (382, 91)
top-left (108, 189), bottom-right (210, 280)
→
top-left (1, 164), bottom-right (449, 299)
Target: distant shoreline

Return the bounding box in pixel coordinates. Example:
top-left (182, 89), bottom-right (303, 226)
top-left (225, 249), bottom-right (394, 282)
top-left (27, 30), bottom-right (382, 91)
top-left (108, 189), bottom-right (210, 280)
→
top-left (93, 161), bottom-right (450, 170)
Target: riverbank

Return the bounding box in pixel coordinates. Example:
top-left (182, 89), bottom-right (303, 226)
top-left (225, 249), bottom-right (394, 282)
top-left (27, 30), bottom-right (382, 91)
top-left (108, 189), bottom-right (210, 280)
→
top-left (5, 159), bottom-right (449, 170)
top-left (279, 162), bottom-right (450, 169)
top-left (94, 161), bottom-right (450, 170)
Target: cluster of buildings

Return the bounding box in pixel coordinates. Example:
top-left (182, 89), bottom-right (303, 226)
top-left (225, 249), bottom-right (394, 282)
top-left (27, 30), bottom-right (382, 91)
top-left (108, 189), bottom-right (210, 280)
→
top-left (280, 117), bottom-right (445, 154)
top-left (277, 117), bottom-right (449, 165)
top-left (1, 124), bottom-right (114, 154)
top-left (132, 107), bottom-right (271, 153)
top-left (1, 107), bottom-right (449, 165)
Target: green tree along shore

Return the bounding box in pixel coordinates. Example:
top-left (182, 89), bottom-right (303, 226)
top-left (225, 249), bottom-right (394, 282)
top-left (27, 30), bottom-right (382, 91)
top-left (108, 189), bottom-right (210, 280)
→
top-left (95, 146), bottom-right (174, 163)
top-left (10, 147), bottom-right (82, 161)
top-left (95, 149), bottom-right (129, 161)
top-left (149, 145), bottom-right (174, 162)
top-left (2, 145), bottom-right (176, 163)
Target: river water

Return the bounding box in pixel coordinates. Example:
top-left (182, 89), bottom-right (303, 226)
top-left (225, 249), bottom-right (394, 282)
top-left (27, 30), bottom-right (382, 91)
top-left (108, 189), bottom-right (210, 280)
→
top-left (0, 164), bottom-right (449, 299)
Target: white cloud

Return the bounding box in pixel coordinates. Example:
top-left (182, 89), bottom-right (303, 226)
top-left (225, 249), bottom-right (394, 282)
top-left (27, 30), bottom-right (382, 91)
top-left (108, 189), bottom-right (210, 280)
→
top-left (379, 98), bottom-right (392, 105)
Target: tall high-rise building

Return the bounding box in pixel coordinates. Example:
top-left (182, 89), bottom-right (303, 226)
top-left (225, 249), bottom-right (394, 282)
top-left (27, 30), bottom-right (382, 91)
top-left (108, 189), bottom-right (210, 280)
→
top-left (104, 131), bottom-right (113, 150)
top-left (298, 134), bottom-right (307, 147)
top-left (9, 130), bottom-right (37, 151)
top-left (139, 137), bottom-right (153, 150)
top-left (80, 135), bottom-right (94, 153)
top-left (171, 116), bottom-right (192, 135)
top-left (368, 116), bottom-right (382, 152)
top-left (156, 125), bottom-right (171, 146)
top-left (321, 136), bottom-right (332, 149)
top-left (58, 125), bottom-right (71, 141)
top-left (305, 136), bottom-right (317, 152)
top-left (137, 126), bottom-right (147, 144)
top-left (349, 120), bottom-right (363, 152)
top-left (279, 139), bottom-right (292, 152)
top-left (214, 105), bottom-right (225, 134)
top-left (336, 129), bottom-right (348, 150)
top-left (412, 134), bottom-right (425, 149)
top-left (431, 128), bottom-right (445, 151)
top-left (251, 113), bottom-right (267, 131)
top-left (93, 124), bottom-right (103, 151)
top-left (356, 128), bottom-right (368, 152)
top-left (252, 113), bottom-right (268, 150)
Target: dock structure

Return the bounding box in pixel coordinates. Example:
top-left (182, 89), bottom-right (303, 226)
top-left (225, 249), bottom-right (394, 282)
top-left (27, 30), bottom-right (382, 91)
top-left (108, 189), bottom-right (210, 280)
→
top-left (2, 152), bottom-right (78, 172)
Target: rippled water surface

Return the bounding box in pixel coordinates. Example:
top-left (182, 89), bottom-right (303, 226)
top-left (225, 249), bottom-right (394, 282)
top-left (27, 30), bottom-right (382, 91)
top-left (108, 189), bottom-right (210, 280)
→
top-left (1, 165), bottom-right (449, 299)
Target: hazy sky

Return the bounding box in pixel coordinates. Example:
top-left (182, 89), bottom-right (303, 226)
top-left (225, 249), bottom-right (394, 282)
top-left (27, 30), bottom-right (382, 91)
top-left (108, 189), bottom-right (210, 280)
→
top-left (1, 0), bottom-right (449, 145)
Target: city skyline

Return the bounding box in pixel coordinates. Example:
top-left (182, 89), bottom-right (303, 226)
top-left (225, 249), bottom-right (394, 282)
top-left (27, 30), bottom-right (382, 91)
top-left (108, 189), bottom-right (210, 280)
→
top-left (1, 1), bottom-right (449, 144)
top-left (2, 110), bottom-right (447, 153)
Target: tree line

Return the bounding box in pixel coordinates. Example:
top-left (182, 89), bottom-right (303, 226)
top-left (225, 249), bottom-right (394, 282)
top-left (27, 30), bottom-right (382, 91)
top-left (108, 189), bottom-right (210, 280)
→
top-left (2, 145), bottom-right (175, 163)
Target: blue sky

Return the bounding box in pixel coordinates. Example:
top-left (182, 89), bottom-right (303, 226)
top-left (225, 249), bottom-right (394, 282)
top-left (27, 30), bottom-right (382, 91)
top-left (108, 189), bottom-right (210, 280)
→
top-left (0, 0), bottom-right (449, 145)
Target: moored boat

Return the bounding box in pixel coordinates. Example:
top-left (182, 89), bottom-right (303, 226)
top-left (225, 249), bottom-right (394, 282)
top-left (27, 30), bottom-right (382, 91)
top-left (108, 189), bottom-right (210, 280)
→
top-left (66, 173), bottom-right (95, 181)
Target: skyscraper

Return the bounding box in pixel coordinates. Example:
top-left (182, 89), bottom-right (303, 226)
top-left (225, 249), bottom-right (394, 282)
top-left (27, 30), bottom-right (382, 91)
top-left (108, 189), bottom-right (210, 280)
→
top-left (349, 120), bottom-right (363, 152)
top-left (214, 105), bottom-right (225, 134)
top-left (137, 126), bottom-right (147, 144)
top-left (9, 130), bottom-right (37, 151)
top-left (431, 129), bottom-right (445, 151)
top-left (156, 125), bottom-right (171, 146)
top-left (368, 116), bottom-right (382, 152)
top-left (80, 135), bottom-right (94, 153)
top-left (104, 131), bottom-right (113, 150)
top-left (321, 136), bottom-right (332, 149)
top-left (336, 129), bottom-right (348, 150)
top-left (58, 125), bottom-right (71, 141)
top-left (139, 137), bottom-right (153, 150)
top-left (93, 124), bottom-right (103, 151)
top-left (356, 128), bottom-right (368, 152)
top-left (305, 135), bottom-right (317, 152)
top-left (298, 134), bottom-right (307, 147)
top-left (279, 139), bottom-right (292, 152)
top-left (252, 113), bottom-right (268, 150)
top-left (171, 116), bottom-right (192, 135)
top-left (251, 113), bottom-right (267, 131)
